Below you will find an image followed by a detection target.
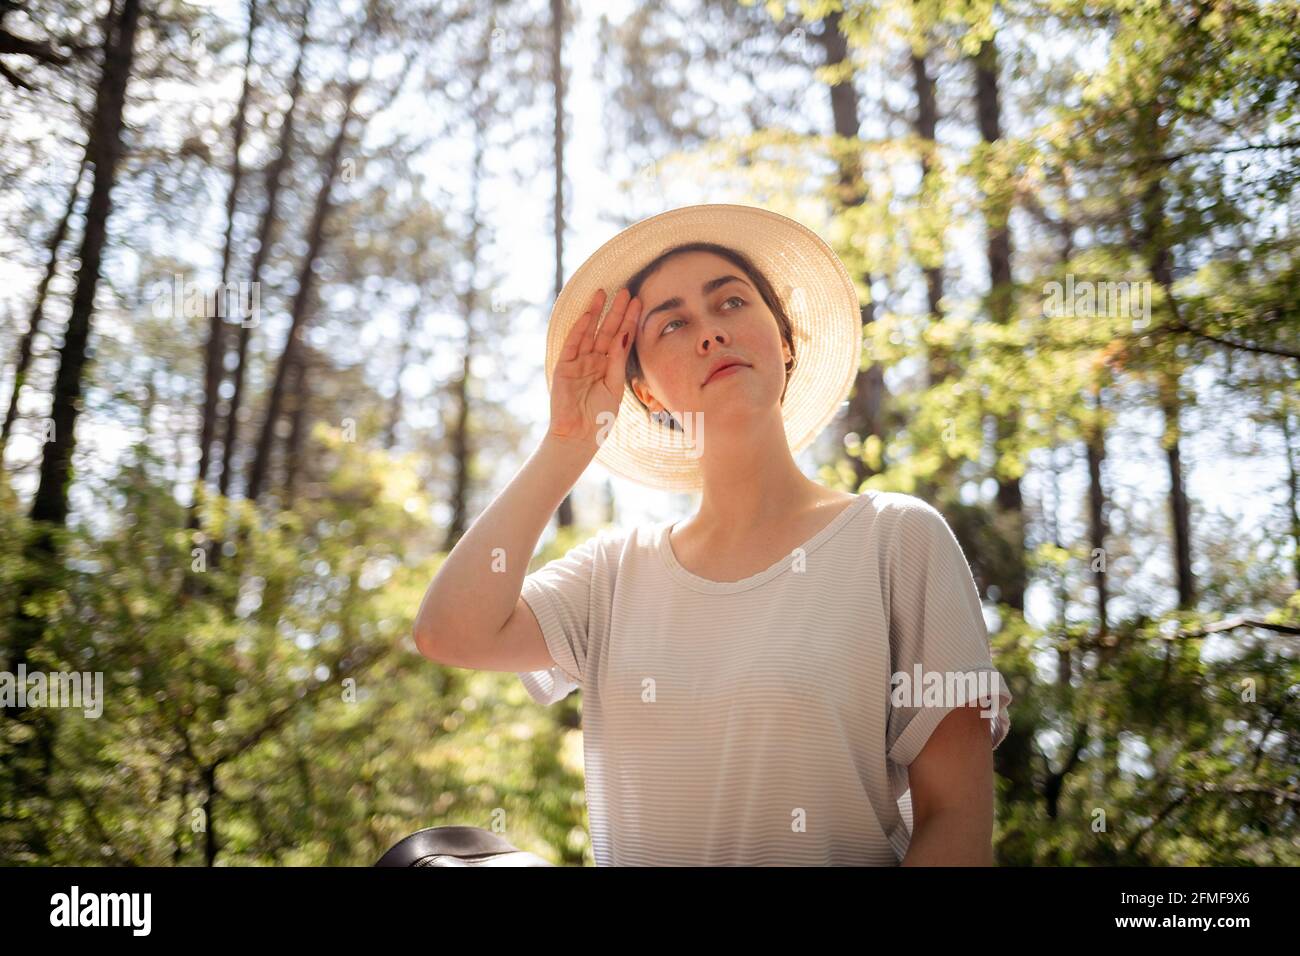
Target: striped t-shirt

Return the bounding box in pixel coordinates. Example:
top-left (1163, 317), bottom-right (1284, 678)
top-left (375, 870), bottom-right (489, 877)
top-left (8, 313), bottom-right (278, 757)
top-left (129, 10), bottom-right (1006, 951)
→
top-left (516, 490), bottom-right (1013, 865)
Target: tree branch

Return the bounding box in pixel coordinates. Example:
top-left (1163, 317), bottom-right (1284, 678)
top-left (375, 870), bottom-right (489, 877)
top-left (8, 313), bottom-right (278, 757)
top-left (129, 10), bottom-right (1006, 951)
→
top-left (1165, 323), bottom-right (1300, 362)
top-left (1178, 615), bottom-right (1300, 638)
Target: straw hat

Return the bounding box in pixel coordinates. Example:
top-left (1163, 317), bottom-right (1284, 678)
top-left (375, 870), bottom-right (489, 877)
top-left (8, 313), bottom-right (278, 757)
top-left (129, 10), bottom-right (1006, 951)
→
top-left (542, 203), bottom-right (863, 493)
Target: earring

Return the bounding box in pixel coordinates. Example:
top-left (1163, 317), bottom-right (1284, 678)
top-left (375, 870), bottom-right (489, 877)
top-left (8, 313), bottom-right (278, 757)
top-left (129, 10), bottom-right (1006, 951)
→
top-left (649, 408), bottom-right (679, 431)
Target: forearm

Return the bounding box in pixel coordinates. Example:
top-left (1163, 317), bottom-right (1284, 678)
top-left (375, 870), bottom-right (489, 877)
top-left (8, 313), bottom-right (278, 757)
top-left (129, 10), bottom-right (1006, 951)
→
top-left (900, 809), bottom-right (995, 866)
top-left (413, 434), bottom-right (594, 652)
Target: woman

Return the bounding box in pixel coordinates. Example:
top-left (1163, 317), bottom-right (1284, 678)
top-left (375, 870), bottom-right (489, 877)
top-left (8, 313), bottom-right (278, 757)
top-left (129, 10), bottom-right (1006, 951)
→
top-left (413, 204), bottom-right (1012, 866)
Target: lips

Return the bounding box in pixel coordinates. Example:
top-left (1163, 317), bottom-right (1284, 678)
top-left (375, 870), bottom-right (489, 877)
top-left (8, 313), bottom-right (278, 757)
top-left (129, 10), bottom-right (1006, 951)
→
top-left (703, 358), bottom-right (750, 386)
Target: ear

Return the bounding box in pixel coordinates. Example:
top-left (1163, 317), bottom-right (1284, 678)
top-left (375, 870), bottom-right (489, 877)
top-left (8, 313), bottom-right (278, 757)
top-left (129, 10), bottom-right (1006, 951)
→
top-left (631, 374), bottom-right (663, 414)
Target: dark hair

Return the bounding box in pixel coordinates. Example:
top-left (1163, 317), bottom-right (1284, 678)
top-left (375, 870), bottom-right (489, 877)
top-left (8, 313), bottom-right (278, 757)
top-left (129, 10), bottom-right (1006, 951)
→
top-left (622, 242), bottom-right (797, 431)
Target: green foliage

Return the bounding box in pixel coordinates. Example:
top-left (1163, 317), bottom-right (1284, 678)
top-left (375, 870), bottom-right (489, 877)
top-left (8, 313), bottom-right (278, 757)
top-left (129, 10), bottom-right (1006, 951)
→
top-left (987, 610), bottom-right (1300, 865)
top-left (0, 431), bottom-right (588, 865)
top-left (2, 0), bottom-right (1296, 869)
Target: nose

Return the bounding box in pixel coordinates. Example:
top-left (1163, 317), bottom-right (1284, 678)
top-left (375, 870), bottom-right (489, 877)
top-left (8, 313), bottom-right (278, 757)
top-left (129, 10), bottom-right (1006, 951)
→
top-left (698, 329), bottom-right (728, 352)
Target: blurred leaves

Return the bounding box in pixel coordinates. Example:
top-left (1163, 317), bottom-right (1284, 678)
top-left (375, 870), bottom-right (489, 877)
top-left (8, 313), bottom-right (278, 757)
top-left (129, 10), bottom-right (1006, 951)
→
top-left (0, 432), bottom-right (588, 865)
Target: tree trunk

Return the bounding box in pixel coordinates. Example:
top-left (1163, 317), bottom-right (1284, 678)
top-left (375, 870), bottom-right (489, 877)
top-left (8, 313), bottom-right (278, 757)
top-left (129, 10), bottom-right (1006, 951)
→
top-left (909, 38), bottom-right (959, 513)
top-left (1158, 368), bottom-right (1195, 608)
top-left (1, 150), bottom-right (88, 458)
top-left (202, 763), bottom-right (219, 867)
top-left (1138, 114), bottom-right (1195, 609)
top-left (551, 0), bottom-right (576, 532)
top-left (384, 302), bottom-right (420, 450)
top-left (1086, 380), bottom-right (1110, 639)
top-left (910, 48), bottom-right (947, 388)
top-left (817, 8), bottom-right (886, 488)
top-left (247, 74), bottom-right (362, 502)
top-left (282, 349), bottom-right (309, 508)
top-left (218, 5), bottom-right (311, 498)
top-left (443, 19), bottom-right (500, 550)
top-left (446, 340), bottom-right (473, 550)
top-left (26, 0), bottom-right (140, 529)
top-left (444, 131), bottom-right (485, 551)
top-left (3, 0), bottom-right (141, 834)
top-left (192, 0), bottom-right (259, 515)
top-left (1281, 390), bottom-right (1300, 590)
top-left (974, 35), bottom-right (1025, 612)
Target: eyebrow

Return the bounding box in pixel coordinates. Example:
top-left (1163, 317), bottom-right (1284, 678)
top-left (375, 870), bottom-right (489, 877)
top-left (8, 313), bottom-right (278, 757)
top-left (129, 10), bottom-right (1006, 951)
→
top-left (639, 275), bottom-right (753, 337)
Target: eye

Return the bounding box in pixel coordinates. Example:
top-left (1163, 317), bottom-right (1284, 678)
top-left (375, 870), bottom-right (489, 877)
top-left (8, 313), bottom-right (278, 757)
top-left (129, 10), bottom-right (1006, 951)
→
top-left (659, 296), bottom-right (743, 337)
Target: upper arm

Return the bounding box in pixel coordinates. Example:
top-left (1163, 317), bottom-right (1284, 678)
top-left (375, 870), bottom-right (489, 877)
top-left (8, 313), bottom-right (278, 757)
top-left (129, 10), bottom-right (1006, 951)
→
top-left (419, 594), bottom-right (555, 674)
top-left (907, 703), bottom-right (996, 831)
top-left (420, 529), bottom-right (612, 707)
top-left (901, 703), bottom-right (997, 865)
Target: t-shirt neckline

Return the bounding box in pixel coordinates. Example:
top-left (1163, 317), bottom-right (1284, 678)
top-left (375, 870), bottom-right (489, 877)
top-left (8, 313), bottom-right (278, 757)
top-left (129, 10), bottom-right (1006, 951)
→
top-left (656, 491), bottom-right (874, 594)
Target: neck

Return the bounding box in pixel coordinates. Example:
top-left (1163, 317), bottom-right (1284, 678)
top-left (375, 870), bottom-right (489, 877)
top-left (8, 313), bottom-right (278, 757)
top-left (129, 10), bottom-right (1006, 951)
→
top-left (685, 405), bottom-right (829, 538)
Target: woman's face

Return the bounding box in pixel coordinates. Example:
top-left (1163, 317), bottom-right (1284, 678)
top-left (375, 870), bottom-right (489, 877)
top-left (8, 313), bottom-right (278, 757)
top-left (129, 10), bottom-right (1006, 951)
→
top-left (630, 251), bottom-right (791, 426)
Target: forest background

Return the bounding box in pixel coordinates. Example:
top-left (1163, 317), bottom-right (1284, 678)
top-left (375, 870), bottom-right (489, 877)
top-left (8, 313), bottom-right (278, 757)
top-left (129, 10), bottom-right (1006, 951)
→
top-left (0, 0), bottom-right (1296, 865)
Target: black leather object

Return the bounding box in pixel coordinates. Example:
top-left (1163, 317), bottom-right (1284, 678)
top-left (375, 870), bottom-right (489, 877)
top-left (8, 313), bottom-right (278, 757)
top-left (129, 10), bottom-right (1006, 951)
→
top-left (374, 825), bottom-right (557, 867)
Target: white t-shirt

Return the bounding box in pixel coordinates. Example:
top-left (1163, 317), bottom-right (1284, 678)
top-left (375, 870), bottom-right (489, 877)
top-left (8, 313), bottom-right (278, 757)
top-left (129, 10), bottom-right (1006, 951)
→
top-left (516, 490), bottom-right (1013, 865)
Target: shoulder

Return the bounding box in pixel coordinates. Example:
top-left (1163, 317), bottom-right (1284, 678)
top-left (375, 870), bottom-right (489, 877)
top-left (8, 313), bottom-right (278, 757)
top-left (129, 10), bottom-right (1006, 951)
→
top-left (536, 523), bottom-right (633, 570)
top-left (864, 490), bottom-right (947, 533)
top-left (567, 523), bottom-right (662, 586)
top-left (571, 522), bottom-right (646, 563)
top-left (859, 491), bottom-right (963, 564)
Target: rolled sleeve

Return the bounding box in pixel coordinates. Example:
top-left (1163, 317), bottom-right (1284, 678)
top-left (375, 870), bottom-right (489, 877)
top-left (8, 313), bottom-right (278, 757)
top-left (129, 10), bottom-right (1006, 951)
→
top-left (514, 531), bottom-right (608, 706)
top-left (516, 577), bottom-right (583, 706)
top-left (883, 498), bottom-right (1013, 767)
top-left (887, 666), bottom-right (1011, 767)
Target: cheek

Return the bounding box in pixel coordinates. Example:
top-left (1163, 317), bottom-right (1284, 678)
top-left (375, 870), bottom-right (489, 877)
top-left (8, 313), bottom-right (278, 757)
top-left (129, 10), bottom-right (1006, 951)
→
top-left (750, 320), bottom-right (785, 356)
top-left (730, 324), bottom-right (780, 373)
top-left (639, 349), bottom-right (696, 403)
top-left (650, 360), bottom-right (692, 398)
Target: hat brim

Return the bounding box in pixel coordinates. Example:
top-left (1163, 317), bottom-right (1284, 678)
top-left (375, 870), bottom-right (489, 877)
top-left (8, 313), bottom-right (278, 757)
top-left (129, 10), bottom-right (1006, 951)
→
top-left (544, 203), bottom-right (863, 493)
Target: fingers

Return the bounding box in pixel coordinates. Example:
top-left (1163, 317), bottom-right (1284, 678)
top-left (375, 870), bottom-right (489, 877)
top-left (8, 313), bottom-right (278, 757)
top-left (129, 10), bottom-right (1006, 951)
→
top-left (559, 288), bottom-right (639, 375)
top-left (604, 295), bottom-right (641, 392)
top-left (559, 288), bottom-right (605, 363)
top-left (619, 294), bottom-right (642, 354)
top-left (596, 288), bottom-right (637, 355)
top-left (587, 287), bottom-right (629, 355)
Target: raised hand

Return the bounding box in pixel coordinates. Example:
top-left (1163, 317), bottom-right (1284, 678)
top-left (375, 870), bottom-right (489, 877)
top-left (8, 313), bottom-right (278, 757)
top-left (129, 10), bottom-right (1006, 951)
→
top-left (548, 287), bottom-right (642, 449)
